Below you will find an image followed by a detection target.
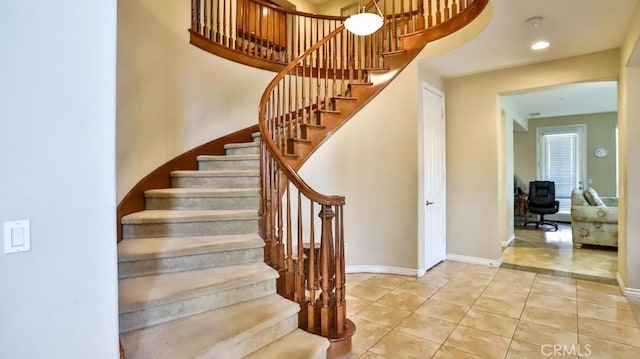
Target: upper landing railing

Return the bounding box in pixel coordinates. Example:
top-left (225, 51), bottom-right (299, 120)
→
top-left (191, 0), bottom-right (484, 69)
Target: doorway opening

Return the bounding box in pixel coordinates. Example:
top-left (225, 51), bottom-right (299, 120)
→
top-left (501, 81), bottom-right (619, 282)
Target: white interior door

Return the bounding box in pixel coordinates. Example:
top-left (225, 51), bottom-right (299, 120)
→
top-left (423, 85), bottom-right (446, 270)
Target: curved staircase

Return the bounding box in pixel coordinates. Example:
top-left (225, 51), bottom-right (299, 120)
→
top-left (118, 133), bottom-right (329, 358)
top-left (118, 0), bottom-right (489, 357)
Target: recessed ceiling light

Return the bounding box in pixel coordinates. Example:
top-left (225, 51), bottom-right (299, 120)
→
top-left (531, 41), bottom-right (550, 50)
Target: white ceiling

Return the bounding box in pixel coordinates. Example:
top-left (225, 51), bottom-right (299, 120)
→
top-left (503, 81), bottom-right (618, 119)
top-left (421, 0), bottom-right (638, 119)
top-left (423, 0), bottom-right (638, 78)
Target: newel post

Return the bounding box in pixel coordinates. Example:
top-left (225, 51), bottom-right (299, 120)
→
top-left (318, 205), bottom-right (336, 336)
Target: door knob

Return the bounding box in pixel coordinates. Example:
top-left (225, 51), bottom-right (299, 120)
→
top-left (425, 201), bottom-right (434, 206)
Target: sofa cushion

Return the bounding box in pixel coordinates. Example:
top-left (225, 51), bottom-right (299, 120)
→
top-left (571, 189), bottom-right (588, 206)
top-left (584, 187), bottom-right (606, 206)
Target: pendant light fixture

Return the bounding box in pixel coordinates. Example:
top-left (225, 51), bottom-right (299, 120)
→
top-left (344, 0), bottom-right (384, 36)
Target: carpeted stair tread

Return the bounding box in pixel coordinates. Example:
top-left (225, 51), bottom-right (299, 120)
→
top-left (224, 142), bottom-right (259, 149)
top-left (145, 188), bottom-right (259, 198)
top-left (196, 154), bottom-right (259, 161)
top-left (121, 209), bottom-right (257, 224)
top-left (171, 169), bottom-right (259, 177)
top-left (119, 262), bottom-right (277, 313)
top-left (120, 294), bottom-right (299, 359)
top-left (245, 329), bottom-right (329, 359)
top-left (118, 234), bottom-right (264, 262)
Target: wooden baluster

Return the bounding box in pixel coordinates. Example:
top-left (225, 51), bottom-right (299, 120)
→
top-left (347, 32), bottom-right (353, 84)
top-left (191, 0), bottom-right (197, 32)
top-left (275, 170), bottom-right (284, 269)
top-left (436, 0), bottom-right (442, 24)
top-left (294, 63), bottom-right (300, 136)
top-left (444, 0), bottom-right (450, 21)
top-left (452, 0), bottom-right (458, 16)
top-left (408, 0), bottom-right (414, 33)
top-left (295, 16), bottom-right (300, 61)
top-left (203, 0), bottom-right (209, 39)
top-left (307, 201), bottom-right (316, 332)
top-left (392, 0), bottom-right (397, 51)
top-left (343, 32), bottom-right (348, 84)
top-left (288, 69), bottom-right (293, 138)
top-left (308, 56), bottom-right (314, 125)
top-left (364, 33), bottom-right (370, 70)
top-left (284, 182), bottom-right (294, 298)
top-left (259, 142), bottom-right (266, 263)
top-left (228, 0), bottom-right (233, 48)
top-left (334, 205), bottom-right (345, 335)
top-left (427, 0), bottom-right (433, 28)
top-left (316, 47), bottom-right (321, 115)
top-left (241, 0), bottom-right (249, 54)
top-left (276, 92), bottom-right (281, 152)
top-left (400, 0), bottom-right (405, 35)
top-left (262, 150), bottom-right (273, 264)
top-left (215, 0), bottom-right (221, 42)
top-left (333, 35), bottom-right (338, 99)
top-left (318, 205), bottom-right (335, 336)
top-left (197, 0), bottom-right (203, 34)
top-left (360, 35), bottom-right (365, 79)
top-left (296, 192), bottom-right (305, 302)
top-left (267, 7), bottom-right (272, 60)
top-left (258, 4), bottom-right (264, 59)
top-left (222, 0), bottom-right (227, 44)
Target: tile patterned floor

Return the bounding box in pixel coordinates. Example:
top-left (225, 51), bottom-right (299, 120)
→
top-left (347, 261), bottom-right (640, 358)
top-left (501, 224), bottom-right (618, 282)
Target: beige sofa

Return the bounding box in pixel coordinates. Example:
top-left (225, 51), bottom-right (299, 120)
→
top-left (570, 188), bottom-right (618, 247)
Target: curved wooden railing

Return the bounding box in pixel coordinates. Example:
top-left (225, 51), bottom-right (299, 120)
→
top-left (191, 0), bottom-right (482, 71)
top-left (191, 0), bottom-right (488, 355)
top-left (258, 26), bottom-right (353, 350)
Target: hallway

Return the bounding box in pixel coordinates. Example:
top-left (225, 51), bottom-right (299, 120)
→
top-left (502, 223), bottom-right (618, 283)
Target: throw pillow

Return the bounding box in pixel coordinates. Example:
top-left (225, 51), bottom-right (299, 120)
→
top-left (584, 187), bottom-right (606, 207)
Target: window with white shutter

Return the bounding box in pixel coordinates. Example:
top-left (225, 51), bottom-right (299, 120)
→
top-left (537, 125), bottom-right (586, 215)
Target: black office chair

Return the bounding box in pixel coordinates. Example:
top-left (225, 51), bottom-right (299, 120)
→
top-left (526, 181), bottom-right (560, 231)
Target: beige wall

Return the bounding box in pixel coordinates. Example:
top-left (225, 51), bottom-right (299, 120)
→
top-left (445, 50), bottom-right (619, 262)
top-left (514, 112), bottom-right (618, 197)
top-left (299, 63), bottom-right (421, 271)
top-left (297, 3), bottom-right (491, 273)
top-left (499, 99), bottom-right (524, 243)
top-left (117, 0), bottom-right (278, 202)
top-left (618, 1), bottom-right (640, 291)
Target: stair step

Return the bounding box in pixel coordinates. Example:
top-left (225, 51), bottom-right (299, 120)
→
top-left (118, 234), bottom-right (265, 278)
top-left (171, 170), bottom-right (260, 189)
top-left (224, 141), bottom-right (260, 155)
top-left (120, 294), bottom-right (300, 359)
top-left (121, 209), bottom-right (258, 239)
top-left (245, 329), bottom-right (329, 359)
top-left (145, 188), bottom-right (259, 210)
top-left (119, 262), bottom-right (278, 333)
top-left (196, 154), bottom-right (259, 170)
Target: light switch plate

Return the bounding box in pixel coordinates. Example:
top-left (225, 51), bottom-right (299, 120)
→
top-left (4, 220), bottom-right (30, 254)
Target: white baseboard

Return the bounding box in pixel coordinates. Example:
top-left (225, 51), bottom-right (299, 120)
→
top-left (446, 254), bottom-right (503, 267)
top-left (617, 272), bottom-right (640, 297)
top-left (501, 234), bottom-right (515, 247)
top-left (346, 265), bottom-right (423, 277)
